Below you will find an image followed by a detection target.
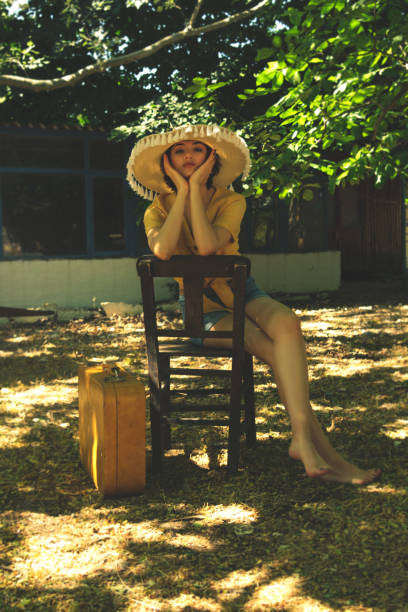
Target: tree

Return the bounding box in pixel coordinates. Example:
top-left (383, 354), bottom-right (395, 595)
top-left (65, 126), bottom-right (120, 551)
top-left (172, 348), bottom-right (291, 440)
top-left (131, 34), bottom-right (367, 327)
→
top-left (0, 0), bottom-right (270, 128)
top-left (191, 0), bottom-right (408, 198)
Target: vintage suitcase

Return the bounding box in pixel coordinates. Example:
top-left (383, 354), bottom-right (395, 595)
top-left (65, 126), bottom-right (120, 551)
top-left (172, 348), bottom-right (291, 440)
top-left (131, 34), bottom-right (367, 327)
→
top-left (78, 364), bottom-right (146, 496)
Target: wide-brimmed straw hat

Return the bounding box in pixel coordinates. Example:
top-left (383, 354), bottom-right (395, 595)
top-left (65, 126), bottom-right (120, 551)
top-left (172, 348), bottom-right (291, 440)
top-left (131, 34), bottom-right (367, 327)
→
top-left (126, 124), bottom-right (251, 200)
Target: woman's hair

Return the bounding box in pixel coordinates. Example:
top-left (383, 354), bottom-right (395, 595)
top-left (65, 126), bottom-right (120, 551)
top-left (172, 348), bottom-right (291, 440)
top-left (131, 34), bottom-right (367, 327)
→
top-left (160, 141), bottom-right (221, 192)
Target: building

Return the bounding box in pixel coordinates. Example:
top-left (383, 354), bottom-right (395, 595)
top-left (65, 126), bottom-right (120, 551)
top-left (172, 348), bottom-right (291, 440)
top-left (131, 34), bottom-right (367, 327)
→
top-left (0, 126), bottom-right (405, 310)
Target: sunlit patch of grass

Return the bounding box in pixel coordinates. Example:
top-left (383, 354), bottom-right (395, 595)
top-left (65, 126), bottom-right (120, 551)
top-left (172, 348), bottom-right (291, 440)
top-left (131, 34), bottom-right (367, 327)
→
top-left (211, 567), bottom-right (268, 603)
top-left (0, 292), bottom-right (407, 611)
top-left (382, 416), bottom-right (408, 440)
top-left (196, 504), bottom-right (257, 526)
top-left (2, 380), bottom-right (77, 410)
top-left (243, 574), bottom-right (330, 611)
top-left (12, 512), bottom-right (129, 587)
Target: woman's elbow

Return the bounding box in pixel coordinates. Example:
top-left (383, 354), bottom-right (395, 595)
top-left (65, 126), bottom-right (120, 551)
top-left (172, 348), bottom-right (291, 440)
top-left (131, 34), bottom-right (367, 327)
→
top-left (198, 248), bottom-right (216, 256)
top-left (197, 241), bottom-right (218, 256)
top-left (152, 244), bottom-right (173, 260)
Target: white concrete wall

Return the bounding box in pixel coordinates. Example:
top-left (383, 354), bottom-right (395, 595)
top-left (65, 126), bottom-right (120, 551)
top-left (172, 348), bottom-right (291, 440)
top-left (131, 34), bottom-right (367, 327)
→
top-left (0, 257), bottom-right (175, 309)
top-left (246, 251), bottom-right (341, 294)
top-left (0, 251), bottom-right (341, 309)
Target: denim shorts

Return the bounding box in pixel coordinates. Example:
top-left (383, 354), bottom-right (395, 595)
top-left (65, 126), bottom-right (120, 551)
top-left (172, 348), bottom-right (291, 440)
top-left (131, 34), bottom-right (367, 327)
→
top-left (179, 276), bottom-right (269, 346)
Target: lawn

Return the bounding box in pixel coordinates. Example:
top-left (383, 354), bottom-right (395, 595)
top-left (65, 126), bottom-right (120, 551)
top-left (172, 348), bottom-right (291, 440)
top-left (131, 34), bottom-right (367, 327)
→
top-left (0, 285), bottom-right (407, 611)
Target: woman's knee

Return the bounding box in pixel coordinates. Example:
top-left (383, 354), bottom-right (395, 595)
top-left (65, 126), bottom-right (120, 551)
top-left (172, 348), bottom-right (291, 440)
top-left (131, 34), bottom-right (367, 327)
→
top-left (246, 298), bottom-right (301, 340)
top-left (267, 307), bottom-right (302, 338)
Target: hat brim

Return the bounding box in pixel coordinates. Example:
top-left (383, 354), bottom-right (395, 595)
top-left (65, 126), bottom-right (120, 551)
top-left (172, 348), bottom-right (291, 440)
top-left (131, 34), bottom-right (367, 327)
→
top-left (127, 125), bottom-right (250, 199)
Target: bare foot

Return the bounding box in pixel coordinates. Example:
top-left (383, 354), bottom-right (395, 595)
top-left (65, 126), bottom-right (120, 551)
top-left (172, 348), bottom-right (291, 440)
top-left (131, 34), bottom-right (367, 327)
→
top-left (290, 438), bottom-right (381, 484)
top-left (307, 410), bottom-right (381, 485)
top-left (289, 436), bottom-right (332, 479)
top-left (321, 466), bottom-right (381, 485)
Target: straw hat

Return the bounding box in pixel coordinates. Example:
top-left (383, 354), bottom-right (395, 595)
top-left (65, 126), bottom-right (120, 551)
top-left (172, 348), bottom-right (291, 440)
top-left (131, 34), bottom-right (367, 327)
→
top-left (126, 124), bottom-right (251, 200)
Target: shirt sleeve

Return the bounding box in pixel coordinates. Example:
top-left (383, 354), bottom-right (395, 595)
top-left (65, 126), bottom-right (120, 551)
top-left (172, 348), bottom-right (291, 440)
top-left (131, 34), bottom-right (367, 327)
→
top-left (143, 197), bottom-right (167, 234)
top-left (213, 193), bottom-right (246, 243)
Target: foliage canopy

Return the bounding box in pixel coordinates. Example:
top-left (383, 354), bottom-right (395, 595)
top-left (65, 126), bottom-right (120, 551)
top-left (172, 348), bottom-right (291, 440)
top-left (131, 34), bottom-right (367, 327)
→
top-left (190, 0), bottom-right (408, 198)
top-left (1, 0), bottom-right (407, 198)
top-left (0, 0), bottom-right (270, 128)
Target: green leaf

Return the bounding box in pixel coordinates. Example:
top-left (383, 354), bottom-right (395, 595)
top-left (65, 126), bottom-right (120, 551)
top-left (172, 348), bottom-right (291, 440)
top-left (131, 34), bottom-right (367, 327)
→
top-left (256, 63), bottom-right (281, 86)
top-left (349, 18), bottom-right (361, 30)
top-left (256, 48), bottom-right (274, 61)
top-left (285, 53), bottom-right (298, 65)
top-left (321, 1), bottom-right (336, 15)
top-left (207, 82), bottom-right (227, 91)
top-left (275, 72), bottom-right (284, 87)
top-left (192, 77), bottom-right (208, 86)
top-left (272, 35), bottom-right (282, 48)
top-left (370, 52), bottom-right (383, 67)
top-left (351, 92), bottom-right (367, 104)
top-left (287, 7), bottom-right (302, 26)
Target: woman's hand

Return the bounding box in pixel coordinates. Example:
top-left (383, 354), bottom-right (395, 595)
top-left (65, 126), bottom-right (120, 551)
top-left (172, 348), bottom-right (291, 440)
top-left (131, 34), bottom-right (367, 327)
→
top-left (189, 150), bottom-right (216, 188)
top-left (163, 153), bottom-right (189, 194)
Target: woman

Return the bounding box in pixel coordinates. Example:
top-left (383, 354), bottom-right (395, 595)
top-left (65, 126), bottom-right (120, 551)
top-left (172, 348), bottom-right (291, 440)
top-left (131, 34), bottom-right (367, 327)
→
top-left (127, 124), bottom-right (380, 484)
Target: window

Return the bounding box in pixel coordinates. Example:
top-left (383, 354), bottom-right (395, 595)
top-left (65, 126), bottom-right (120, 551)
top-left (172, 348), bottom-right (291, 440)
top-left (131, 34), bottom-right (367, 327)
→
top-left (2, 173), bottom-right (86, 256)
top-left (0, 130), bottom-right (135, 259)
top-left (90, 140), bottom-right (124, 170)
top-left (94, 177), bottom-right (125, 252)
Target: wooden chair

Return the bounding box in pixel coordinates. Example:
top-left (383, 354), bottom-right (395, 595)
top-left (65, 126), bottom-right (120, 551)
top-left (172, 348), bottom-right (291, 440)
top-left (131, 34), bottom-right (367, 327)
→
top-left (137, 254), bottom-right (256, 474)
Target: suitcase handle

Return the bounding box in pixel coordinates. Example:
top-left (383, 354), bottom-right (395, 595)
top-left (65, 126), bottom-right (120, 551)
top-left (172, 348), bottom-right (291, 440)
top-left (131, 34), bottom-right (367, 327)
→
top-left (103, 364), bottom-right (127, 383)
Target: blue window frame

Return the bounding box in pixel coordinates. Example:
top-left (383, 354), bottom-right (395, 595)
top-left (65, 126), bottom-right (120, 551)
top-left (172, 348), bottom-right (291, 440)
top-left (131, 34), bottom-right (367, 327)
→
top-left (0, 127), bottom-right (141, 259)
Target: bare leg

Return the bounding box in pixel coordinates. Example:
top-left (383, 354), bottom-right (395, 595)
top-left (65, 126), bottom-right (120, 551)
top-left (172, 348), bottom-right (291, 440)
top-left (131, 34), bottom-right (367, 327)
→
top-left (205, 308), bottom-right (330, 478)
top-left (205, 297), bottom-right (380, 484)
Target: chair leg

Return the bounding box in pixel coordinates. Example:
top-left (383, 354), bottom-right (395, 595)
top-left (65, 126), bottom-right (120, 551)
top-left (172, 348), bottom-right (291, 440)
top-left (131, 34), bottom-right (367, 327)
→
top-left (159, 354), bottom-right (172, 450)
top-left (227, 410), bottom-right (240, 473)
top-left (244, 353), bottom-right (256, 447)
top-left (227, 368), bottom-right (245, 474)
top-left (149, 383), bottom-right (164, 474)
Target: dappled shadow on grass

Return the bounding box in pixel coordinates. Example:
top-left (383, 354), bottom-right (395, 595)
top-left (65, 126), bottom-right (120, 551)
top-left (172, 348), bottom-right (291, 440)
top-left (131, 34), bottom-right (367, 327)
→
top-left (0, 345), bottom-right (146, 389)
top-left (1, 302), bottom-right (408, 611)
top-left (0, 404), bottom-right (93, 515)
top-left (1, 416), bottom-right (408, 611)
top-left (304, 330), bottom-right (407, 353)
top-left (0, 317), bottom-right (149, 389)
top-left (98, 436), bottom-right (408, 610)
top-left (309, 365), bottom-right (406, 412)
top-left (0, 583), bottom-right (117, 611)
top-left (2, 434), bottom-right (407, 610)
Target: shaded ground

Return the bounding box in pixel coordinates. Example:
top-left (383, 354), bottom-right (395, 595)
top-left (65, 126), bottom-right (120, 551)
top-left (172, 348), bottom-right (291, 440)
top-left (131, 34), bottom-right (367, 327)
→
top-left (0, 280), bottom-right (407, 611)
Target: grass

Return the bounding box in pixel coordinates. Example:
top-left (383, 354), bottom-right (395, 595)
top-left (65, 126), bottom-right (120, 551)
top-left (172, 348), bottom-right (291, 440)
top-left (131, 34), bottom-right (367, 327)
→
top-left (0, 285), bottom-right (407, 611)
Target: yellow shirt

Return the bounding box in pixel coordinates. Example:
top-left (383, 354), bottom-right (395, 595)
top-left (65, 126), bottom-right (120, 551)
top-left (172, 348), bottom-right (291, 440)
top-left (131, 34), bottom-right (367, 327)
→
top-left (143, 188), bottom-right (246, 313)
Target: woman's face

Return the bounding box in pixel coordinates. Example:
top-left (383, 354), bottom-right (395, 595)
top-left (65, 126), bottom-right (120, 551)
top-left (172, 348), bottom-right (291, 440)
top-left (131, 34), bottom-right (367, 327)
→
top-left (168, 140), bottom-right (210, 178)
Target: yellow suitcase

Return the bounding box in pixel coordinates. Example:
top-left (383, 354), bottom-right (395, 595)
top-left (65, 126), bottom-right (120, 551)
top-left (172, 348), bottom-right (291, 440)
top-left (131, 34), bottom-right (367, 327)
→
top-left (78, 364), bottom-right (146, 496)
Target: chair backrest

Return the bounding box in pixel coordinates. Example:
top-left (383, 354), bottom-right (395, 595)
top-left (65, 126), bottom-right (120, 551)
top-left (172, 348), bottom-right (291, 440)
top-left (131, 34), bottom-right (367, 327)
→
top-left (137, 254), bottom-right (250, 351)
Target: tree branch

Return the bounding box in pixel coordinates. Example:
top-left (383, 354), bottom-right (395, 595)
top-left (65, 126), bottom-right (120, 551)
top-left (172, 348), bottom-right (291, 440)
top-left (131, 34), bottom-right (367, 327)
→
top-left (0, 0), bottom-right (269, 92)
top-left (187, 0), bottom-right (206, 29)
